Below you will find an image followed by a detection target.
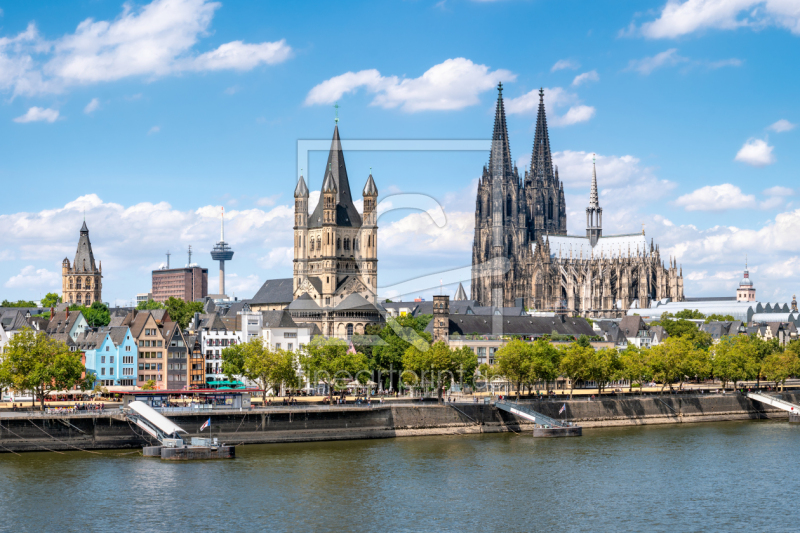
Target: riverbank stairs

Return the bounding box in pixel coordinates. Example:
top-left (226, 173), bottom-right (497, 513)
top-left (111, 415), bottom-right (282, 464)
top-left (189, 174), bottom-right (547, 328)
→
top-left (494, 400), bottom-right (569, 428)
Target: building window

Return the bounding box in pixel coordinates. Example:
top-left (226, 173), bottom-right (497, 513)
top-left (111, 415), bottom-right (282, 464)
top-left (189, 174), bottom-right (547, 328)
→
top-left (125, 346), bottom-right (131, 352)
top-left (101, 368), bottom-right (105, 376)
top-left (276, 343), bottom-right (281, 349)
top-left (110, 356), bottom-right (114, 363)
top-left (288, 343), bottom-right (293, 351)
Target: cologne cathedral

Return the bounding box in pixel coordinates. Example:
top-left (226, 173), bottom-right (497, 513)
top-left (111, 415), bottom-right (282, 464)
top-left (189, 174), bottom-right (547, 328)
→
top-left (470, 84), bottom-right (684, 318)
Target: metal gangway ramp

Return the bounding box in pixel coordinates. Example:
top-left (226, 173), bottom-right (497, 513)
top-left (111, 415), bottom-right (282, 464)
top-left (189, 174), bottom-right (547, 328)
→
top-left (746, 392), bottom-right (800, 415)
top-left (495, 400), bottom-right (569, 428)
top-left (125, 400), bottom-right (187, 445)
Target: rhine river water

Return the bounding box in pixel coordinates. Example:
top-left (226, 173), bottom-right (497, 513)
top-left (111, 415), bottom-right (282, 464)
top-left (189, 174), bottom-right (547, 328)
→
top-left (1, 420), bottom-right (799, 532)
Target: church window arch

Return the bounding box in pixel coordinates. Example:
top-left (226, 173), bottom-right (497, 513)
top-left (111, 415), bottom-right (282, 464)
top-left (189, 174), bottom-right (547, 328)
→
top-left (317, 237), bottom-right (322, 251)
top-left (76, 294), bottom-right (82, 304)
top-left (76, 278), bottom-right (82, 290)
top-left (548, 197), bottom-right (554, 220)
top-left (69, 278), bottom-right (73, 290)
top-left (337, 238), bottom-right (341, 250)
top-left (86, 277), bottom-right (92, 288)
top-left (507, 235), bottom-right (513, 252)
top-left (310, 239), bottom-right (315, 252)
top-left (506, 195), bottom-right (513, 217)
top-left (344, 238), bottom-right (350, 250)
top-left (85, 294), bottom-right (92, 305)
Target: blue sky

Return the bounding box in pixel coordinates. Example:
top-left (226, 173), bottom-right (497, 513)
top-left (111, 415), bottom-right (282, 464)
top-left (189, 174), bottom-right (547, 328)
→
top-left (0, 0), bottom-right (799, 305)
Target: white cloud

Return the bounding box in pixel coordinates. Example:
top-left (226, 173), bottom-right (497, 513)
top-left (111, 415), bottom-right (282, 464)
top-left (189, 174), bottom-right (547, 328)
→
top-left (0, 194), bottom-right (294, 301)
top-left (572, 70), bottom-right (599, 86)
top-left (0, 0), bottom-right (291, 97)
top-left (189, 40), bottom-right (291, 71)
top-left (735, 138), bottom-right (775, 166)
top-left (552, 105), bottom-right (596, 126)
top-left (636, 0), bottom-right (800, 39)
top-left (304, 58), bottom-right (516, 112)
top-left (208, 273), bottom-right (262, 296)
top-left (625, 48), bottom-right (688, 74)
top-left (505, 87), bottom-right (595, 127)
top-left (768, 119), bottom-right (796, 132)
top-left (13, 106), bottom-right (59, 123)
top-left (260, 247), bottom-right (293, 268)
top-left (256, 195), bottom-right (280, 207)
top-left (675, 184), bottom-right (757, 211)
top-left (551, 59), bottom-right (580, 72)
top-left (148, 125), bottom-right (160, 135)
top-left (764, 185), bottom-right (794, 196)
top-left (84, 97), bottom-right (100, 114)
top-left (5, 265), bottom-right (60, 289)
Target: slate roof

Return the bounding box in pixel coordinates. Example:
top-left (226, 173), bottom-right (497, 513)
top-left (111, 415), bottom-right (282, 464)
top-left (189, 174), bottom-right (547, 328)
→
top-left (469, 306), bottom-right (527, 317)
top-left (49, 333), bottom-right (76, 348)
top-left (108, 316), bottom-right (126, 327)
top-left (308, 125), bottom-right (363, 229)
top-left (619, 316), bottom-right (647, 337)
top-left (1, 310), bottom-right (28, 332)
top-left (295, 321), bottom-right (322, 335)
top-left (294, 175), bottom-right (309, 198)
top-left (287, 293), bottom-right (321, 311)
top-left (220, 316), bottom-right (239, 331)
top-left (262, 310), bottom-right (298, 328)
top-left (46, 311), bottom-right (83, 335)
top-left (700, 321), bottom-right (743, 340)
top-left (454, 283), bottom-right (468, 301)
top-left (426, 315), bottom-right (594, 337)
top-left (362, 173), bottom-right (378, 196)
top-left (109, 327), bottom-right (129, 347)
top-left (72, 222), bottom-right (98, 272)
top-left (336, 293), bottom-right (376, 311)
top-left (250, 278), bottom-right (294, 305)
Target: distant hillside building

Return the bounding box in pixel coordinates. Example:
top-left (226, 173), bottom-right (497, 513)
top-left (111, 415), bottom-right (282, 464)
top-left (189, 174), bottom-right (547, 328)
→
top-left (152, 266), bottom-right (208, 303)
top-left (62, 221), bottom-right (103, 306)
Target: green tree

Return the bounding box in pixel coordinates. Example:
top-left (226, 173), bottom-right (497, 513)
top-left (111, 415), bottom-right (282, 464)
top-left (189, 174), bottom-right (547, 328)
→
top-left (682, 346), bottom-right (712, 384)
top-left (559, 343), bottom-right (593, 399)
top-left (300, 337), bottom-right (369, 401)
top-left (713, 336), bottom-right (758, 389)
top-left (618, 345), bottom-right (652, 392)
top-left (495, 340), bottom-right (532, 400)
top-left (402, 340), bottom-right (477, 403)
top-left (1, 299), bottom-right (37, 307)
top-left (704, 313), bottom-right (735, 323)
top-left (74, 301), bottom-right (110, 327)
top-left (164, 297), bottom-right (204, 329)
top-left (587, 347), bottom-right (621, 395)
top-left (137, 300), bottom-right (165, 311)
top-left (673, 309), bottom-right (705, 320)
top-left (221, 343), bottom-right (246, 382)
top-left (141, 379), bottom-right (156, 390)
top-left (528, 338), bottom-right (561, 393)
top-left (0, 328), bottom-right (92, 410)
top-left (240, 339), bottom-right (301, 402)
top-left (575, 334), bottom-right (592, 348)
top-left (362, 315), bottom-right (432, 386)
top-left (648, 336), bottom-right (693, 393)
top-left (762, 350), bottom-right (799, 391)
top-left (41, 293), bottom-right (61, 308)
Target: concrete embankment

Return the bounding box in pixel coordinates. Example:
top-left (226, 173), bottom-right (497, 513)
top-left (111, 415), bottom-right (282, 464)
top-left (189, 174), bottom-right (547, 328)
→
top-left (0, 393), bottom-right (797, 453)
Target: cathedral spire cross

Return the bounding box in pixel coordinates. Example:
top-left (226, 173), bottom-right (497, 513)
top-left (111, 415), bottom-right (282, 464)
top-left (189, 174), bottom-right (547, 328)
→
top-left (334, 102), bottom-right (340, 124)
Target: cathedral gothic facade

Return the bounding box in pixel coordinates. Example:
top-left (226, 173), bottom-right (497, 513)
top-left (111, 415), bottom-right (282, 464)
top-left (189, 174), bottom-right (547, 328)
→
top-left (62, 221), bottom-right (103, 306)
top-left (471, 85), bottom-right (683, 318)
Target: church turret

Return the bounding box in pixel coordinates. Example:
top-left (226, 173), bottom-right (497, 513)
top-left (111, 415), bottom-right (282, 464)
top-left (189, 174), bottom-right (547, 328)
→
top-left (62, 220), bottom-right (102, 306)
top-left (293, 174), bottom-right (309, 293)
top-left (361, 171), bottom-right (379, 300)
top-left (586, 154), bottom-right (602, 247)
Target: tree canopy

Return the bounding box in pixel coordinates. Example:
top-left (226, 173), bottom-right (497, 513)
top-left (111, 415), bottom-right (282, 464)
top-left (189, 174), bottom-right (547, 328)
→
top-left (402, 340), bottom-right (477, 402)
top-left (70, 301), bottom-right (110, 327)
top-left (300, 337), bottom-right (369, 399)
top-left (1, 299), bottom-right (37, 308)
top-left (164, 297), bottom-right (204, 329)
top-left (0, 328), bottom-right (92, 409)
top-left (41, 293), bottom-right (61, 308)
top-left (137, 300), bottom-right (165, 311)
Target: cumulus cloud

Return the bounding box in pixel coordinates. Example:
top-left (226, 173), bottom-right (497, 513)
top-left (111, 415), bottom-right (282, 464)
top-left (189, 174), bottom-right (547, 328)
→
top-left (13, 106), bottom-right (59, 123)
top-left (5, 266), bottom-right (60, 289)
top-left (0, 194), bottom-right (293, 301)
top-left (0, 0), bottom-right (291, 97)
top-left (768, 119), bottom-right (796, 132)
top-left (551, 59), bottom-right (580, 72)
top-left (634, 0), bottom-right (800, 39)
top-left (505, 87), bottom-right (595, 126)
top-left (735, 138), bottom-right (775, 166)
top-left (83, 97), bottom-right (100, 114)
top-left (675, 184), bottom-right (756, 211)
top-left (304, 58), bottom-right (516, 112)
top-left (148, 126), bottom-right (160, 135)
top-left (572, 70), bottom-right (599, 86)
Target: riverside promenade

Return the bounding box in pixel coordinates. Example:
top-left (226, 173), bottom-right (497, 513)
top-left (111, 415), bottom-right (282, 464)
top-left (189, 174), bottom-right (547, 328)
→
top-left (1, 391), bottom-right (798, 453)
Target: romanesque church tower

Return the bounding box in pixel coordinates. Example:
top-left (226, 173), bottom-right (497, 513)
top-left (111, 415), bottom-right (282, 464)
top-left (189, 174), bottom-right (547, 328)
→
top-left (62, 221), bottom-right (102, 306)
top-left (293, 123), bottom-right (379, 306)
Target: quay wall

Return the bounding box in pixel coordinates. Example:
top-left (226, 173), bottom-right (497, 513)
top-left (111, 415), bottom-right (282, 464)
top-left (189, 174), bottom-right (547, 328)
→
top-left (1, 393), bottom-right (798, 452)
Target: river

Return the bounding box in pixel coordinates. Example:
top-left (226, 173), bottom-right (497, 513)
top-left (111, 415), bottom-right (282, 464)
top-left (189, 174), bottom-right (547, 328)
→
top-left (1, 420), bottom-right (798, 532)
